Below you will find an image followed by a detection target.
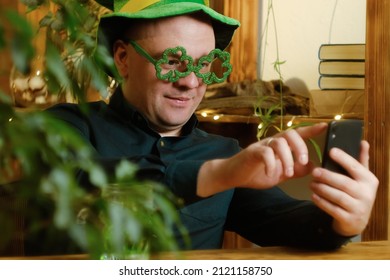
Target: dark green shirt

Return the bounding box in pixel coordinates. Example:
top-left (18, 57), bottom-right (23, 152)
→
top-left (47, 88), bottom-right (351, 250)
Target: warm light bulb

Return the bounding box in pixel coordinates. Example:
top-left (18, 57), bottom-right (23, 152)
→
top-left (287, 116), bottom-right (295, 127)
top-left (213, 115), bottom-right (220, 121)
top-left (201, 112), bottom-right (208, 117)
top-left (334, 115), bottom-right (342, 120)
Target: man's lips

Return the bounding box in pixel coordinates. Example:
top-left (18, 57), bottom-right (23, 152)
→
top-left (165, 95), bottom-right (192, 104)
top-left (166, 95), bottom-right (191, 101)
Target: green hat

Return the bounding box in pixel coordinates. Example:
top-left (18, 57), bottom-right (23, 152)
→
top-left (95, 0), bottom-right (240, 55)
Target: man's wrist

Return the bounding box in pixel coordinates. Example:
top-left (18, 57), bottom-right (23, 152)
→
top-left (197, 159), bottom-right (229, 197)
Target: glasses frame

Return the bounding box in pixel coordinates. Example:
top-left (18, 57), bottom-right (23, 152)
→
top-left (127, 40), bottom-right (232, 85)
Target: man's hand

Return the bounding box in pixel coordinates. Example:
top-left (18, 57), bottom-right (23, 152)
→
top-left (197, 122), bottom-right (328, 197)
top-left (310, 140), bottom-right (378, 236)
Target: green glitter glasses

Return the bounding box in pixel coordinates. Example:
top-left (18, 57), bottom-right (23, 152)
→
top-left (128, 40), bottom-right (232, 85)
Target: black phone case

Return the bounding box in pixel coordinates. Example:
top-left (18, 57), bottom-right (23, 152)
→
top-left (322, 119), bottom-right (363, 175)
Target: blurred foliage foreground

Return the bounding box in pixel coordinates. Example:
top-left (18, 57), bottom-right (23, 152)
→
top-left (0, 0), bottom-right (187, 258)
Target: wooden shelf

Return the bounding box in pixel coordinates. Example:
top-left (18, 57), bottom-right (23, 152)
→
top-left (196, 113), bottom-right (349, 125)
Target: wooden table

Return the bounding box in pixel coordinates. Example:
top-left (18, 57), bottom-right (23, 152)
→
top-left (154, 240), bottom-right (390, 260)
top-left (2, 240), bottom-right (388, 260)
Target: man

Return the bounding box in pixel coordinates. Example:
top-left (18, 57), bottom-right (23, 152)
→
top-left (47, 0), bottom-right (378, 250)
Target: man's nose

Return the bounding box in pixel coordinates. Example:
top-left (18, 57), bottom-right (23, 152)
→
top-left (174, 71), bottom-right (201, 88)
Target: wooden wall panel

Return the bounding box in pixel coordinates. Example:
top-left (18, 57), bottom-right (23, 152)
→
top-left (223, 0), bottom-right (258, 82)
top-left (0, 0), bottom-right (19, 96)
top-left (210, 0), bottom-right (258, 82)
top-left (363, 0), bottom-right (390, 241)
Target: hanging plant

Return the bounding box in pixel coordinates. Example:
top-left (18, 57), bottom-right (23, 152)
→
top-left (257, 0), bottom-right (322, 162)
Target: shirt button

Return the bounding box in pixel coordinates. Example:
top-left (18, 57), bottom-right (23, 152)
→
top-left (160, 140), bottom-right (165, 147)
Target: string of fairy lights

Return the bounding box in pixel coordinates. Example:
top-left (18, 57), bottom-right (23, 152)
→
top-left (197, 110), bottom-right (344, 130)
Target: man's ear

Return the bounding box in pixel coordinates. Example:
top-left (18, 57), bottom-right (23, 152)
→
top-left (113, 40), bottom-right (129, 78)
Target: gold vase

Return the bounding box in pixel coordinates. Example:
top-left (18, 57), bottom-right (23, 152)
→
top-left (9, 55), bottom-right (64, 109)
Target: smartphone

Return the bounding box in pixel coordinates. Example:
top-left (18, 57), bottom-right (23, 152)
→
top-left (322, 119), bottom-right (363, 175)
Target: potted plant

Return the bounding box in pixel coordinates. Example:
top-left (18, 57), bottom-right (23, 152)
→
top-left (0, 0), bottom-right (187, 259)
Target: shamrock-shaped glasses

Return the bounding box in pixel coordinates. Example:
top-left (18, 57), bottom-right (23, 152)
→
top-left (128, 40), bottom-right (232, 85)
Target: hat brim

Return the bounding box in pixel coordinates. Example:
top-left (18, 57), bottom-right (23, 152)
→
top-left (96, 2), bottom-right (240, 77)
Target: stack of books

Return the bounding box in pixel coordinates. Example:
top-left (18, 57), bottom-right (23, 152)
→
top-left (317, 43), bottom-right (365, 90)
top-left (310, 43), bottom-right (366, 118)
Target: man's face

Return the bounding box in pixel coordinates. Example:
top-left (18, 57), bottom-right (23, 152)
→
top-left (114, 15), bottom-right (216, 136)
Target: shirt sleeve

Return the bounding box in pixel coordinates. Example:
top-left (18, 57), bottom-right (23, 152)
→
top-left (224, 187), bottom-right (352, 250)
top-left (165, 160), bottom-right (206, 204)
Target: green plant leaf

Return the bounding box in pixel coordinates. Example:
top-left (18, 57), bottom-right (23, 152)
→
top-left (88, 165), bottom-right (107, 188)
top-left (45, 42), bottom-right (71, 90)
top-left (309, 138), bottom-right (323, 163)
top-left (115, 160), bottom-right (138, 182)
